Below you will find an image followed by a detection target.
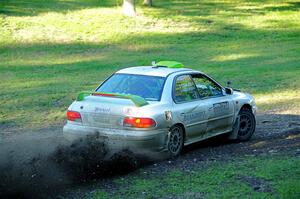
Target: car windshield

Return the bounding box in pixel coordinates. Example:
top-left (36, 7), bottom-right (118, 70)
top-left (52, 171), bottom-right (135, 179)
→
top-left (96, 74), bottom-right (166, 101)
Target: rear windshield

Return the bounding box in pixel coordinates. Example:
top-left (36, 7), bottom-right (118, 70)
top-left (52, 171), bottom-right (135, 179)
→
top-left (96, 74), bottom-right (166, 101)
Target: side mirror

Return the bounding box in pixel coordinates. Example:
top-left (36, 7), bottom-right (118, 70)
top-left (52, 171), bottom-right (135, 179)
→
top-left (225, 87), bottom-right (233, 95)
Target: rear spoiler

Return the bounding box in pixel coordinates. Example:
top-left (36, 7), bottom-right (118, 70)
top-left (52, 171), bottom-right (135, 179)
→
top-left (76, 91), bottom-right (149, 107)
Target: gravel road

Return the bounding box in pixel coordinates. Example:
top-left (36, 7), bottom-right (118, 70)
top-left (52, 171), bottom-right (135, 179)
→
top-left (0, 113), bottom-right (299, 198)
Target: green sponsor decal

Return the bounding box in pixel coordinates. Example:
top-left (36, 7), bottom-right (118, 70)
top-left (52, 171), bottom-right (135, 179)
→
top-left (155, 61), bottom-right (184, 68)
top-left (76, 91), bottom-right (149, 107)
top-left (76, 91), bottom-right (93, 101)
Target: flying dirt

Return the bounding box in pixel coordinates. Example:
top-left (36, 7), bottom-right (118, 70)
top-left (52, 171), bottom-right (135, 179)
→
top-left (0, 130), bottom-right (153, 199)
top-left (1, 114), bottom-right (299, 198)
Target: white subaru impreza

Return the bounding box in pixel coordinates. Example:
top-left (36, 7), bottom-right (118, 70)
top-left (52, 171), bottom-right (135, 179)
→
top-left (63, 61), bottom-right (256, 156)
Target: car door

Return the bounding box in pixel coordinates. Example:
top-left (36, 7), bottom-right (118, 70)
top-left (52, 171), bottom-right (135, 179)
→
top-left (172, 74), bottom-right (209, 141)
top-left (190, 73), bottom-right (235, 135)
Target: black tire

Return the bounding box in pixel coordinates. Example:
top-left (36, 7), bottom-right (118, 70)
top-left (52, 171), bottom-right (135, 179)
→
top-left (237, 109), bottom-right (256, 141)
top-left (167, 125), bottom-right (184, 157)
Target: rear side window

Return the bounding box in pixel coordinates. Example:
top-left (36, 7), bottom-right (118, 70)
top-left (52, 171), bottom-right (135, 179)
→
top-left (174, 75), bottom-right (199, 103)
top-left (96, 74), bottom-right (165, 101)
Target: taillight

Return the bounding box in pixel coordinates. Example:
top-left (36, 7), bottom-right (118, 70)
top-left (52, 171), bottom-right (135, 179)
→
top-left (123, 117), bottom-right (156, 128)
top-left (67, 110), bottom-right (82, 122)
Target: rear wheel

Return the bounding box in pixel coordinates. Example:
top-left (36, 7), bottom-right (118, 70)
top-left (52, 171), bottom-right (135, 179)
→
top-left (237, 109), bottom-right (256, 141)
top-left (167, 125), bottom-right (184, 157)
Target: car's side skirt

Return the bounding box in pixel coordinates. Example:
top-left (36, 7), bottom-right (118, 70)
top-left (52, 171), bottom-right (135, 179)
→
top-left (184, 129), bottom-right (231, 146)
top-left (186, 113), bottom-right (234, 128)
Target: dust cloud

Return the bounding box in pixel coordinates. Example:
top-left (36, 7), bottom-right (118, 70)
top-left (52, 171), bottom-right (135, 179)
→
top-left (0, 133), bottom-right (154, 199)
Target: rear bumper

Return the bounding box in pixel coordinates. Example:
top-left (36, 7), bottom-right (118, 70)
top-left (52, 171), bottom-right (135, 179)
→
top-left (63, 123), bottom-right (168, 152)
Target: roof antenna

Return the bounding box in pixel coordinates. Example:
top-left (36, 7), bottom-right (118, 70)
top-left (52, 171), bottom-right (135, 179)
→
top-left (151, 61), bottom-right (156, 66)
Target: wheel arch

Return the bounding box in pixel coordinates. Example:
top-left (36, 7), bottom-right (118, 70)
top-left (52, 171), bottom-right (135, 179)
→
top-left (172, 123), bottom-right (186, 141)
top-left (239, 103), bottom-right (252, 112)
top-left (229, 103), bottom-right (255, 140)
top-left (235, 103), bottom-right (254, 124)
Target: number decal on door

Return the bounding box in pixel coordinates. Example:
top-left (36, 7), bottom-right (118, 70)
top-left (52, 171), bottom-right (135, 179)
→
top-left (182, 111), bottom-right (205, 124)
top-left (213, 102), bottom-right (229, 117)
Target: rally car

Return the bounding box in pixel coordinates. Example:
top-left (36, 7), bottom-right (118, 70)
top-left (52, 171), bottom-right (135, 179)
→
top-left (63, 61), bottom-right (256, 156)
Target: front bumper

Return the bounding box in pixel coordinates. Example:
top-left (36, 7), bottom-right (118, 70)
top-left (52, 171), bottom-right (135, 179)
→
top-left (63, 123), bottom-right (168, 152)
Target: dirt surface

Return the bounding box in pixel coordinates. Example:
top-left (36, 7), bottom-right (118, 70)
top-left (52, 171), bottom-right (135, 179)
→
top-left (0, 113), bottom-right (299, 198)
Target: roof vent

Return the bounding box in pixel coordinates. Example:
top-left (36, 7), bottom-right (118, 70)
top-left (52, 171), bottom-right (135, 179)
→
top-left (152, 61), bottom-right (184, 68)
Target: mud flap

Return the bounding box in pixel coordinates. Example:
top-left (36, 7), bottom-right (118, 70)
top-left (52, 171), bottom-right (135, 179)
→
top-left (228, 116), bottom-right (240, 140)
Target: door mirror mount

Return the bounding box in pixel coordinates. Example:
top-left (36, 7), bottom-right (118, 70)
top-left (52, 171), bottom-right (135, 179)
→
top-left (225, 87), bottom-right (233, 95)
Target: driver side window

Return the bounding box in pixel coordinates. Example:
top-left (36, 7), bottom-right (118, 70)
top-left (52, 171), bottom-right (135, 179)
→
top-left (191, 74), bottom-right (223, 98)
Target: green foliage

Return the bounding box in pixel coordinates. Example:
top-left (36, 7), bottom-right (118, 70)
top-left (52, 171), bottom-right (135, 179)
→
top-left (0, 0), bottom-right (300, 130)
top-left (93, 189), bottom-right (110, 199)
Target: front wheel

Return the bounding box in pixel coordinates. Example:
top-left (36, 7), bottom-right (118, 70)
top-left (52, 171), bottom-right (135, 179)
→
top-left (167, 125), bottom-right (184, 157)
top-left (237, 109), bottom-right (256, 141)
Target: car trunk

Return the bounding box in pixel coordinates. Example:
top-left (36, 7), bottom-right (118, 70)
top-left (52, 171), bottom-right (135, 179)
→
top-left (76, 95), bottom-right (136, 129)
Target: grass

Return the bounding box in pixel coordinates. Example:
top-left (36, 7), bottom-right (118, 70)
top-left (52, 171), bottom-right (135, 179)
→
top-left (93, 155), bottom-right (300, 198)
top-left (0, 0), bottom-right (300, 130)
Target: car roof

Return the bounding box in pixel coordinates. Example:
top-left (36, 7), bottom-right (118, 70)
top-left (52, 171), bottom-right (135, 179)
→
top-left (116, 66), bottom-right (194, 77)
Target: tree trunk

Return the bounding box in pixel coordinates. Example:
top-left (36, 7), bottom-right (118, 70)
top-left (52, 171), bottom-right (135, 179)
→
top-left (143, 0), bottom-right (152, 6)
top-left (123, 0), bottom-right (136, 17)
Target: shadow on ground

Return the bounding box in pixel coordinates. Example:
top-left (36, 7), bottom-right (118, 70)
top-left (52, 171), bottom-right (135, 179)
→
top-left (0, 0), bottom-right (120, 16)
